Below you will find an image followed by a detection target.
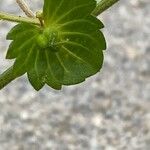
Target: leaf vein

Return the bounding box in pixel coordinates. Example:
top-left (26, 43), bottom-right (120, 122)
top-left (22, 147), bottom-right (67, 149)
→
top-left (57, 19), bottom-right (97, 29)
top-left (54, 3), bottom-right (94, 24)
top-left (62, 46), bottom-right (93, 68)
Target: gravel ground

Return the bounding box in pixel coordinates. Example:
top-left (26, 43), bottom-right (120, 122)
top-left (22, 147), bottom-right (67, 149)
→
top-left (0, 0), bottom-right (150, 150)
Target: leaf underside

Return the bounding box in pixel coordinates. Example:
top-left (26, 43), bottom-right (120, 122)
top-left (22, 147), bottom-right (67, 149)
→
top-left (6, 0), bottom-right (106, 90)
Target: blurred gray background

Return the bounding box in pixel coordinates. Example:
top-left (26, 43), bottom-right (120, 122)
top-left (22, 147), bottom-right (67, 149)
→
top-left (0, 0), bottom-right (150, 150)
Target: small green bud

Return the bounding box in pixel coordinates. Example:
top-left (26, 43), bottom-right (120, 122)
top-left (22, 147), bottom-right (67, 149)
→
top-left (36, 34), bottom-right (48, 49)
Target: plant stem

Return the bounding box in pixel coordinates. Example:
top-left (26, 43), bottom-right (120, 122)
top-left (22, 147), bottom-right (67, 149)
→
top-left (0, 12), bottom-right (40, 25)
top-left (92, 0), bottom-right (119, 16)
top-left (0, 0), bottom-right (119, 90)
top-left (0, 66), bottom-right (21, 90)
top-left (0, 11), bottom-right (40, 25)
top-left (16, 0), bottom-right (35, 18)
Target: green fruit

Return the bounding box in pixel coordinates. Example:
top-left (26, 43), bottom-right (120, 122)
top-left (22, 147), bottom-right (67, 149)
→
top-left (36, 34), bottom-right (48, 48)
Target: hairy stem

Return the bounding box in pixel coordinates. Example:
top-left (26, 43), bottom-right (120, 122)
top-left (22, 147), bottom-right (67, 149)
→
top-left (92, 0), bottom-right (119, 16)
top-left (16, 0), bottom-right (35, 18)
top-left (0, 0), bottom-right (119, 90)
top-left (0, 12), bottom-right (40, 25)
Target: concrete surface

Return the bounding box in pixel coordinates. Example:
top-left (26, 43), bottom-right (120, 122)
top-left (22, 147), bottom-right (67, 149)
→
top-left (0, 0), bottom-right (150, 150)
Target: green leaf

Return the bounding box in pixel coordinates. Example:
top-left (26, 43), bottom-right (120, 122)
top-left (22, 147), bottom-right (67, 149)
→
top-left (6, 0), bottom-right (106, 90)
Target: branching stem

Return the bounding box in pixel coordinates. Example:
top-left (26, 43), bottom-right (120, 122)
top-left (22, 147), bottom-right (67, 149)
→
top-left (0, 0), bottom-right (119, 90)
top-left (0, 0), bottom-right (119, 25)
